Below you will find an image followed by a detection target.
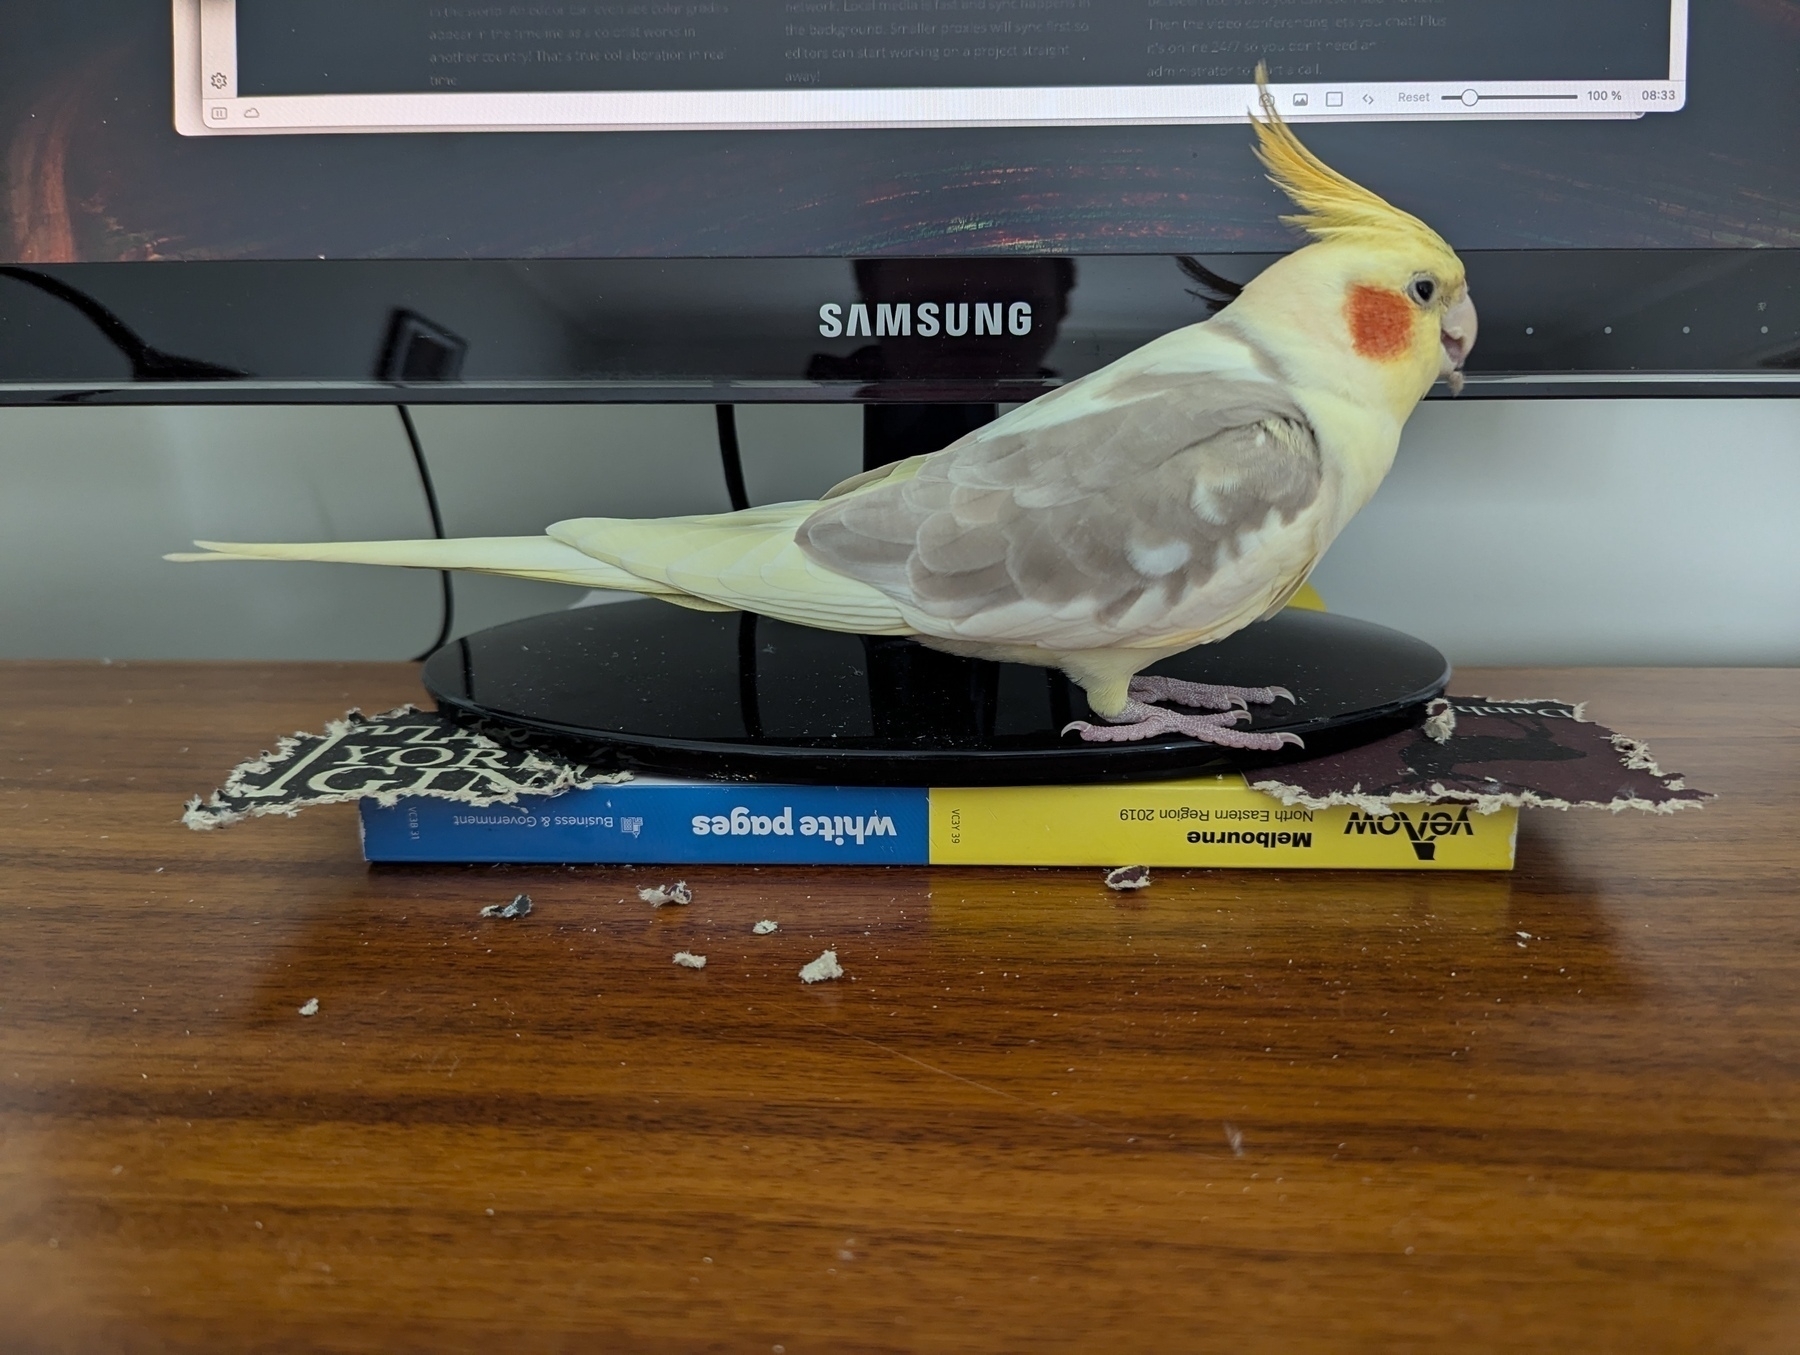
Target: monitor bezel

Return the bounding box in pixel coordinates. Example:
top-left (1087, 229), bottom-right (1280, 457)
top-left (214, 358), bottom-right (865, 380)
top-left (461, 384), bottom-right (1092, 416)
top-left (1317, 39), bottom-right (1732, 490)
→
top-left (0, 247), bottom-right (1794, 406)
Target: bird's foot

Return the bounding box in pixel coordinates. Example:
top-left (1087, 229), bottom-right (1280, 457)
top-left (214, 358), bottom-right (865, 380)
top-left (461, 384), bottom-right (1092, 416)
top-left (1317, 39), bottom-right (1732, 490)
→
top-left (1063, 700), bottom-right (1304, 750)
top-left (1127, 675), bottom-right (1297, 712)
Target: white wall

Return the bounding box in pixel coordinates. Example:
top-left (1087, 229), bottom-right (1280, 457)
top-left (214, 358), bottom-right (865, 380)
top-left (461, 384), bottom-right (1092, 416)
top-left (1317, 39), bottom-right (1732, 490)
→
top-left (0, 398), bottom-right (1793, 665)
top-left (0, 406), bottom-right (441, 659)
top-left (1310, 399), bottom-right (1800, 665)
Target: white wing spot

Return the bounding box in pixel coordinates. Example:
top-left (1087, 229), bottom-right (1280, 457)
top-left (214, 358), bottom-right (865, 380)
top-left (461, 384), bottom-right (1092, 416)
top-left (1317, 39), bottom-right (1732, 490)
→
top-left (1190, 484), bottom-right (1227, 525)
top-left (1126, 537), bottom-right (1192, 578)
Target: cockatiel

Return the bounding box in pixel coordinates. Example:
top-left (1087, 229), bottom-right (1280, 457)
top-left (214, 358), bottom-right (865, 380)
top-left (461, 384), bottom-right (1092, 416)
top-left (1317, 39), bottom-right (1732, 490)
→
top-left (172, 83), bottom-right (1476, 750)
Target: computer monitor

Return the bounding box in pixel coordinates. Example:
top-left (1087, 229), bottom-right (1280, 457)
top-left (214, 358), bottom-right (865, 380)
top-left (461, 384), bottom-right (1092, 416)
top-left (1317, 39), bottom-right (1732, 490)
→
top-left (0, 0), bottom-right (1793, 405)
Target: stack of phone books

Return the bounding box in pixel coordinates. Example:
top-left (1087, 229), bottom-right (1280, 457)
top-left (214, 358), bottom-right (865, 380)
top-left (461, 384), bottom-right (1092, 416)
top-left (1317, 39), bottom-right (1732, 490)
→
top-left (359, 773), bottom-right (1517, 870)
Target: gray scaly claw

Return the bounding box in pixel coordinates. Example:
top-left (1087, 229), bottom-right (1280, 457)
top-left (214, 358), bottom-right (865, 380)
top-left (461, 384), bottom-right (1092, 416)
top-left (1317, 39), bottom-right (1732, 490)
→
top-left (1063, 700), bottom-right (1304, 751)
top-left (1127, 675), bottom-right (1300, 712)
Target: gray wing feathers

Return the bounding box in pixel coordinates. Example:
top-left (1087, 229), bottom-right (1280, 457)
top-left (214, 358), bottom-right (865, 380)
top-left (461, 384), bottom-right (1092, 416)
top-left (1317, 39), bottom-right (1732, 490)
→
top-left (798, 375), bottom-right (1322, 643)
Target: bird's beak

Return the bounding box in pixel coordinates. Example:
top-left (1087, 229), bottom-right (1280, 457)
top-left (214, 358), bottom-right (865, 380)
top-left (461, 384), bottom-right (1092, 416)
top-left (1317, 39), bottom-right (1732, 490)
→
top-left (1438, 291), bottom-right (1478, 395)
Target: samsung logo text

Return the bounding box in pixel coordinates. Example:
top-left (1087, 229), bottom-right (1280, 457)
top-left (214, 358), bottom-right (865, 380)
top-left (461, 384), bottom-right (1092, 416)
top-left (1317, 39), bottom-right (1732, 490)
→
top-left (819, 301), bottom-right (1033, 339)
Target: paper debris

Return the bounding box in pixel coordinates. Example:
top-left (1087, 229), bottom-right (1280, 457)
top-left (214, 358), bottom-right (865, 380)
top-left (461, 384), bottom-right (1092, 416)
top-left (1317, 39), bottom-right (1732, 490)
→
top-left (1421, 697), bottom-right (1457, 744)
top-left (298, 998), bottom-right (319, 1017)
top-left (672, 952), bottom-right (707, 970)
top-left (184, 705), bottom-right (629, 830)
top-left (480, 894), bottom-right (533, 919)
top-left (1250, 696), bottom-right (1709, 816)
top-left (753, 919), bottom-right (779, 935)
top-left (799, 950), bottom-right (844, 984)
top-left (640, 881), bottom-right (693, 907)
top-left (1223, 1122), bottom-right (1244, 1156)
top-left (1104, 865), bottom-right (1152, 891)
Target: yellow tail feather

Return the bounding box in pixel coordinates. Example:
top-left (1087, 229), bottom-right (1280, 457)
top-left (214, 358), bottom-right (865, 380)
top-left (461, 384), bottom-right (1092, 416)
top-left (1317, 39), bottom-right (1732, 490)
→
top-left (166, 535), bottom-right (728, 609)
top-left (549, 506), bottom-right (912, 635)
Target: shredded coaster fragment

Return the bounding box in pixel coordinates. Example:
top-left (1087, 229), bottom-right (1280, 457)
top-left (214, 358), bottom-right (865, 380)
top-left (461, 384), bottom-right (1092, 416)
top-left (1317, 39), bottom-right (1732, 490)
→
top-left (639, 881), bottom-right (693, 907)
top-left (185, 705), bottom-right (628, 830)
top-left (480, 894), bottom-right (533, 919)
top-left (1104, 865), bottom-right (1152, 891)
top-left (799, 950), bottom-right (844, 984)
top-left (1250, 696), bottom-right (1709, 816)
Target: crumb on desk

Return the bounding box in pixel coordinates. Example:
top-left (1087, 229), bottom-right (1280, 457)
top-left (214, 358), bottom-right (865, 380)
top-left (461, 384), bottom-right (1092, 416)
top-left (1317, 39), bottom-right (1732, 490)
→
top-left (640, 881), bottom-right (693, 907)
top-left (480, 894), bottom-right (533, 919)
top-left (799, 950), bottom-right (843, 984)
top-left (1105, 865), bottom-right (1152, 891)
top-left (672, 951), bottom-right (707, 970)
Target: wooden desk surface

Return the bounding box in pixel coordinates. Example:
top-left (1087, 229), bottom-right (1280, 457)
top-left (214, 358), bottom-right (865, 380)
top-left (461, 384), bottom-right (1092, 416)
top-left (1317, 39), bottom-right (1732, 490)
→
top-left (1, 662), bottom-right (1795, 1353)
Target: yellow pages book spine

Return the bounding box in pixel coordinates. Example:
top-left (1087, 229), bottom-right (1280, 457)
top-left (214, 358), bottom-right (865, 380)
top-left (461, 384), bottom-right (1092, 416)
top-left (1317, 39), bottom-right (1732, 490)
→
top-left (928, 776), bottom-right (1517, 869)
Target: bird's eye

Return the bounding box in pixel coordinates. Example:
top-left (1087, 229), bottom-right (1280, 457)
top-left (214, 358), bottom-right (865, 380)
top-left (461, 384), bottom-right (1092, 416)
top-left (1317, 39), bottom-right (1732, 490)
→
top-left (1409, 276), bottom-right (1438, 305)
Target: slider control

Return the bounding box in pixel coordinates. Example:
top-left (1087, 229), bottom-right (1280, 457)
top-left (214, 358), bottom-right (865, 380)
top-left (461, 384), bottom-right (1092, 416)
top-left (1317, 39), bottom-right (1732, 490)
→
top-left (1444, 89), bottom-right (1581, 105)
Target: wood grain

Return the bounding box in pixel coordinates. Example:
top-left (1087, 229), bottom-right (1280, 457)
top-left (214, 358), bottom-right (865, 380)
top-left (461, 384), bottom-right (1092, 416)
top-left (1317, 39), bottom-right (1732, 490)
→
top-left (1, 662), bottom-right (1796, 1353)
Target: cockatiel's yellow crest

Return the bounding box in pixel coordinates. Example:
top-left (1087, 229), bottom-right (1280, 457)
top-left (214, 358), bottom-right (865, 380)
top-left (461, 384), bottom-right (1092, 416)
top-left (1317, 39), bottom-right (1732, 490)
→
top-left (1249, 62), bottom-right (1453, 257)
top-left (171, 93), bottom-right (1478, 751)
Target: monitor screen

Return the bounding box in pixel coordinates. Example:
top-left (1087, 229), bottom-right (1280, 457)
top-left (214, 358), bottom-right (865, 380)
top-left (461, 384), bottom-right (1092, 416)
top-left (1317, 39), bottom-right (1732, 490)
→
top-left (0, 0), bottom-right (1793, 400)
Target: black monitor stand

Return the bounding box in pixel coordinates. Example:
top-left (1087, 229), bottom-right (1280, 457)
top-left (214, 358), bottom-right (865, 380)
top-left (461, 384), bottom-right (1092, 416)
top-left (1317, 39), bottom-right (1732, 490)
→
top-left (420, 402), bottom-right (1450, 786)
top-left (863, 403), bottom-right (997, 472)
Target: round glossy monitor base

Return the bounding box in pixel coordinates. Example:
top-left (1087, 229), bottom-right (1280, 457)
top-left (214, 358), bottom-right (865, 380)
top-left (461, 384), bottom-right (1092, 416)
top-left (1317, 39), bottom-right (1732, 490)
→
top-left (422, 603), bottom-right (1450, 787)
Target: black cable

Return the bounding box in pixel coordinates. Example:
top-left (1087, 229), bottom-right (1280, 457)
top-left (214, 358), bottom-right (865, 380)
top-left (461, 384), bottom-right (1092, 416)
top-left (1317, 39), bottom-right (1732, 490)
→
top-left (0, 266), bottom-right (245, 380)
top-left (398, 405), bottom-right (455, 661)
top-left (715, 406), bottom-right (762, 725)
top-left (715, 404), bottom-right (751, 512)
top-left (737, 611), bottom-right (764, 739)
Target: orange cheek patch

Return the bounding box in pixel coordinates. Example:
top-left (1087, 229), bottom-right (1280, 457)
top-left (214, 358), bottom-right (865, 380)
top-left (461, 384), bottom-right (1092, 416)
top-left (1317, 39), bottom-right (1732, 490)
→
top-left (1346, 284), bottom-right (1415, 360)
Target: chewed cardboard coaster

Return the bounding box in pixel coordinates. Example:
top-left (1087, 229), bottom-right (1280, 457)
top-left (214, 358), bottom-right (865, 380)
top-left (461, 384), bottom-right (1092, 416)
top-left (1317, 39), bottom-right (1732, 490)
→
top-left (187, 696), bottom-right (1706, 830)
top-left (1248, 696), bottom-right (1709, 816)
top-left (184, 706), bottom-right (629, 830)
